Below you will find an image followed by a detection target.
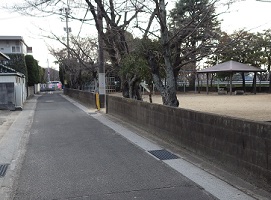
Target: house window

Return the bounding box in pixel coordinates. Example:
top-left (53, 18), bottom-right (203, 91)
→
top-left (12, 46), bottom-right (21, 53)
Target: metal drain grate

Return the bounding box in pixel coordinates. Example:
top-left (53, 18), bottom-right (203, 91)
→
top-left (148, 149), bottom-right (179, 160)
top-left (0, 164), bottom-right (9, 177)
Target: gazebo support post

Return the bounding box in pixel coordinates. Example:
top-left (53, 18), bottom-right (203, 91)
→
top-left (259, 72), bottom-right (262, 92)
top-left (206, 73), bottom-right (209, 94)
top-left (253, 72), bottom-right (257, 94)
top-left (241, 72), bottom-right (246, 93)
top-left (230, 72), bottom-right (233, 95)
top-left (196, 73), bottom-right (200, 93)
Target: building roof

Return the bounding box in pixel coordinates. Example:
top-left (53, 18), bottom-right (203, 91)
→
top-left (0, 36), bottom-right (24, 41)
top-left (197, 60), bottom-right (266, 73)
top-left (0, 52), bottom-right (10, 61)
top-left (0, 64), bottom-right (25, 77)
top-left (0, 36), bottom-right (30, 48)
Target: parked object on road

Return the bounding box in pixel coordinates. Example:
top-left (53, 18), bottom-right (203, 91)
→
top-left (48, 81), bottom-right (62, 90)
top-left (41, 81), bottom-right (62, 91)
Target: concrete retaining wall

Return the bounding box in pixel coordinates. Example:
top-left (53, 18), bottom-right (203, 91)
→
top-left (28, 86), bottom-right (34, 97)
top-left (64, 88), bottom-right (96, 108)
top-left (107, 95), bottom-right (271, 186)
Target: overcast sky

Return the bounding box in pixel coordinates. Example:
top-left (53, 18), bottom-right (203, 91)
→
top-left (1, 0), bottom-right (271, 70)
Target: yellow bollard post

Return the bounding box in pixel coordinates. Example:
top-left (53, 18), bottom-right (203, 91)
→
top-left (95, 93), bottom-right (100, 111)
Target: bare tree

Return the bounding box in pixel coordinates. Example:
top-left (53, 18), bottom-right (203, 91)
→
top-left (7, 0), bottom-right (236, 107)
top-left (49, 36), bottom-right (98, 89)
top-left (85, 0), bottom-right (146, 99)
top-left (141, 0), bottom-right (234, 106)
top-left (145, 0), bottom-right (179, 106)
top-left (8, 0), bottom-right (148, 99)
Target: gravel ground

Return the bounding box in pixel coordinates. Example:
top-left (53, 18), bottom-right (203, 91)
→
top-left (141, 92), bottom-right (271, 122)
top-left (0, 110), bottom-right (19, 141)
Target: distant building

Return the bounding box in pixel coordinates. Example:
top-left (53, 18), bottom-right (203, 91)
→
top-left (0, 36), bottom-right (32, 56)
top-left (0, 36), bottom-right (32, 78)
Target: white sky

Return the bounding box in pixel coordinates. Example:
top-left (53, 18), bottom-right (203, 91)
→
top-left (1, 0), bottom-right (271, 70)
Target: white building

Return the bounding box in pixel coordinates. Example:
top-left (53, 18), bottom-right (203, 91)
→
top-left (0, 36), bottom-right (32, 57)
top-left (0, 51), bottom-right (26, 110)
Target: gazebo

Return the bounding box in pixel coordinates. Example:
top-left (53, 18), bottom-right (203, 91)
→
top-left (197, 60), bottom-right (266, 94)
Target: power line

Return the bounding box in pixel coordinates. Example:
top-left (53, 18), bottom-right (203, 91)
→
top-left (77, 8), bottom-right (89, 38)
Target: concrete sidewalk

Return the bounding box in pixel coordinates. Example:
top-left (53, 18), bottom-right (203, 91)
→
top-left (0, 95), bottom-right (38, 200)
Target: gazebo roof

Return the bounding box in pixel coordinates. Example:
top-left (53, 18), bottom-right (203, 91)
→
top-left (197, 60), bottom-right (266, 73)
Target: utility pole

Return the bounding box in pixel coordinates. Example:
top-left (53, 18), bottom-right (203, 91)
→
top-left (61, 0), bottom-right (71, 58)
top-left (60, 0), bottom-right (71, 86)
top-left (97, 3), bottom-right (106, 108)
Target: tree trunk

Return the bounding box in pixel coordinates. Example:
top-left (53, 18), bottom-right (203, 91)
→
top-left (161, 87), bottom-right (179, 107)
top-left (122, 78), bottom-right (142, 100)
top-left (147, 50), bottom-right (179, 107)
top-left (153, 0), bottom-right (178, 107)
top-left (122, 80), bottom-right (129, 98)
top-left (134, 79), bottom-right (142, 100)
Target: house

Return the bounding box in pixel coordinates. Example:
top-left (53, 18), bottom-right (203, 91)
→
top-left (0, 52), bottom-right (26, 110)
top-left (0, 36), bottom-right (32, 57)
top-left (0, 51), bottom-right (10, 62)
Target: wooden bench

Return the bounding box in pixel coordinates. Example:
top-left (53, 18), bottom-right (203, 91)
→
top-left (218, 88), bottom-right (227, 95)
top-left (234, 90), bottom-right (244, 95)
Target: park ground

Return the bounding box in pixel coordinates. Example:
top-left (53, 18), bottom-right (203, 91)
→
top-left (137, 92), bottom-right (271, 122)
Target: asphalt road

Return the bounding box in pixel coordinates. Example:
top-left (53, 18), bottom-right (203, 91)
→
top-left (12, 93), bottom-right (217, 200)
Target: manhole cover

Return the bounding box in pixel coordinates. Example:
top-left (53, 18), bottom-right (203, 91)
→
top-left (148, 149), bottom-right (179, 160)
top-left (0, 164), bottom-right (9, 177)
